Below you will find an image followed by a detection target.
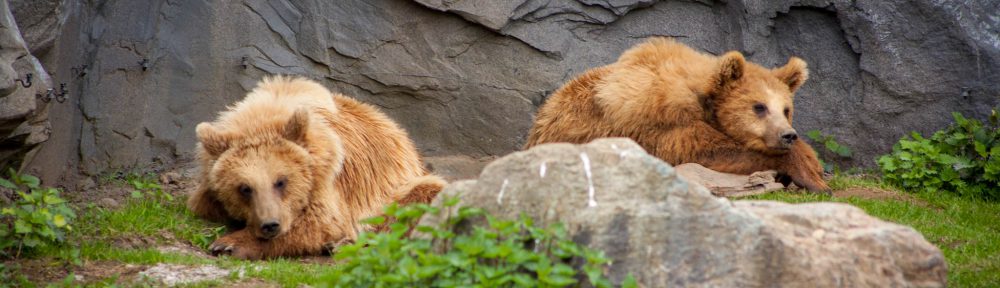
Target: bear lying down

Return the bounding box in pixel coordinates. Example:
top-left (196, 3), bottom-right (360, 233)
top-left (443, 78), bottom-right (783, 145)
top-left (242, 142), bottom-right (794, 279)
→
top-left (526, 38), bottom-right (829, 193)
top-left (188, 76), bottom-right (446, 260)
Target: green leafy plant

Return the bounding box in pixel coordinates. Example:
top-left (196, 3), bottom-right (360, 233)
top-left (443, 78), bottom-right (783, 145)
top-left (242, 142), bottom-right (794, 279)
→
top-left (805, 130), bottom-right (853, 172)
top-left (0, 169), bottom-right (77, 258)
top-left (878, 109), bottom-right (1000, 200)
top-left (320, 198), bottom-right (635, 287)
top-left (129, 177), bottom-right (172, 202)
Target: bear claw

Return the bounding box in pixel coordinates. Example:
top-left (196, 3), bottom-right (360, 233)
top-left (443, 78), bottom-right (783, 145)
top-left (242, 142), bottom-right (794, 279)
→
top-left (209, 244), bottom-right (234, 256)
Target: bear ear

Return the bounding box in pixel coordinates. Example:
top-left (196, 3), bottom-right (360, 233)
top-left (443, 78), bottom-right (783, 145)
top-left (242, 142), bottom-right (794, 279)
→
top-left (284, 108), bottom-right (310, 146)
top-left (773, 57), bottom-right (809, 93)
top-left (196, 123), bottom-right (230, 157)
top-left (714, 51), bottom-right (746, 89)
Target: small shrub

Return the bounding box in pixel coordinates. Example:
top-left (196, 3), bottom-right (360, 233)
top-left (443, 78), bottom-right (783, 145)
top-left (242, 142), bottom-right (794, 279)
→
top-left (805, 129), bottom-right (853, 172)
top-left (0, 169), bottom-right (77, 258)
top-left (320, 198), bottom-right (635, 288)
top-left (878, 109), bottom-right (1000, 200)
top-left (129, 177), bottom-right (172, 202)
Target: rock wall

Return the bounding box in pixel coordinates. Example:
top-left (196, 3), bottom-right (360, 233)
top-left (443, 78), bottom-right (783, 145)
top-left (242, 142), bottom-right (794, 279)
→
top-left (0, 0), bottom-right (51, 171)
top-left (9, 0), bottom-right (999, 184)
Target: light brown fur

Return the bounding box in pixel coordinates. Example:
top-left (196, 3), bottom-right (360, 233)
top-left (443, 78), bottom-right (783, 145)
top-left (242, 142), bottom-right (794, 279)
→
top-left (188, 76), bottom-right (446, 259)
top-left (526, 38), bottom-right (829, 192)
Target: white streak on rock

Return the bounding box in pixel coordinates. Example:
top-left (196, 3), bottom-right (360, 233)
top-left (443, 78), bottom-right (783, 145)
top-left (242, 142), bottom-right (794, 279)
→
top-left (580, 152), bottom-right (597, 207)
top-left (496, 178), bottom-right (509, 205)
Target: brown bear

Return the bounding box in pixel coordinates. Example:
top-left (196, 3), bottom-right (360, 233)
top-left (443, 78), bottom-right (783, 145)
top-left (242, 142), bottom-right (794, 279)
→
top-left (526, 38), bottom-right (829, 192)
top-left (188, 76), bottom-right (446, 260)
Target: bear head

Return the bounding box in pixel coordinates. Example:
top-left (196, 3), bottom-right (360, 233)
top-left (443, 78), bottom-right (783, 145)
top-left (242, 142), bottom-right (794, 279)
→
top-left (709, 52), bottom-right (809, 155)
top-left (195, 108), bottom-right (317, 240)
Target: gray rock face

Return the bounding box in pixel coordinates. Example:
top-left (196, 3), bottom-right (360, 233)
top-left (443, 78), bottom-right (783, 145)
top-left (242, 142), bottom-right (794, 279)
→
top-left (423, 138), bottom-right (946, 287)
top-left (0, 0), bottom-right (51, 171)
top-left (8, 0), bottom-right (63, 55)
top-left (8, 0), bottom-right (998, 183)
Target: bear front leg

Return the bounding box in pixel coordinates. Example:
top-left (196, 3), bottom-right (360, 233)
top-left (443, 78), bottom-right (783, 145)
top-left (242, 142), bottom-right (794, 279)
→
top-left (782, 140), bottom-right (831, 194)
top-left (210, 217), bottom-right (355, 260)
top-left (651, 124), bottom-right (781, 174)
top-left (209, 229), bottom-right (265, 260)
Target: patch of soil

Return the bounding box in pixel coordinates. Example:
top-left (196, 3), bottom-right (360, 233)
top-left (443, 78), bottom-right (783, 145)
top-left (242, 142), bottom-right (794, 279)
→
top-left (933, 237), bottom-right (974, 250)
top-left (7, 259), bottom-right (242, 287)
top-left (110, 235), bottom-right (158, 250)
top-left (75, 261), bottom-right (148, 284)
top-left (295, 255), bottom-right (338, 265)
top-left (138, 263), bottom-right (233, 286)
top-left (157, 243), bottom-right (211, 258)
top-left (66, 165), bottom-right (198, 206)
top-left (3, 258), bottom-right (78, 284)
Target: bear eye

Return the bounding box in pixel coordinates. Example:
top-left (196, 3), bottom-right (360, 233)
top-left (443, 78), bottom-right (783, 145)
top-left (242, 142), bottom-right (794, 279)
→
top-left (238, 184), bottom-right (253, 197)
top-left (783, 107), bottom-right (791, 117)
top-left (753, 103), bottom-right (767, 115)
top-left (274, 178), bottom-right (287, 190)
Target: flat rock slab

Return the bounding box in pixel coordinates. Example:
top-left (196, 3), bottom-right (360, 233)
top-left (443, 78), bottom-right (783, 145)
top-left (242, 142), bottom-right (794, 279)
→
top-left (423, 138), bottom-right (946, 287)
top-left (138, 264), bottom-right (232, 286)
top-left (675, 163), bottom-right (785, 197)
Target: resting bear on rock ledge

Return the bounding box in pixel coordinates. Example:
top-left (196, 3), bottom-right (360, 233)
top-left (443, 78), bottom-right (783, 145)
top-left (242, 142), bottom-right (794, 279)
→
top-left (188, 76), bottom-right (446, 260)
top-left (526, 38), bottom-right (829, 193)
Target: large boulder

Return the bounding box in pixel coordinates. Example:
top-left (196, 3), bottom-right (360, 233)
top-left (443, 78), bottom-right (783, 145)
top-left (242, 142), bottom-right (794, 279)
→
top-left (423, 138), bottom-right (946, 287)
top-left (0, 0), bottom-right (51, 171)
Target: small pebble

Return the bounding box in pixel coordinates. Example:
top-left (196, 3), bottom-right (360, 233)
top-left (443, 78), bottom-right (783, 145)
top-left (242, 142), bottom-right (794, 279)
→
top-left (76, 177), bottom-right (97, 191)
top-left (98, 197), bottom-right (120, 209)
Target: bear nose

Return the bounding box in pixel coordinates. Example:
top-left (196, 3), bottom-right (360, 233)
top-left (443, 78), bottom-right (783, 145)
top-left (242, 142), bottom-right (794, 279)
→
top-left (781, 130), bottom-right (798, 145)
top-left (260, 221), bottom-right (280, 238)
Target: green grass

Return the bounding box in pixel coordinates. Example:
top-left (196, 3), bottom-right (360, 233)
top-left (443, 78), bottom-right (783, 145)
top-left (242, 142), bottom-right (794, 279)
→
top-left (745, 175), bottom-right (1000, 287)
top-left (10, 191), bottom-right (340, 287)
top-left (6, 175), bottom-right (999, 287)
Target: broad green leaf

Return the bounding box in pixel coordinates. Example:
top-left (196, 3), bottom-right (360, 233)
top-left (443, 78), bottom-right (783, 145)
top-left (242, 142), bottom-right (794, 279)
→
top-left (835, 145), bottom-right (852, 157)
top-left (361, 216), bottom-right (386, 225)
top-left (975, 141), bottom-right (988, 157)
top-left (43, 194), bottom-right (65, 205)
top-left (511, 274), bottom-right (536, 287)
top-left (542, 275), bottom-right (577, 286)
top-left (899, 152), bottom-right (912, 161)
top-left (19, 191), bottom-right (34, 202)
top-left (19, 174), bottom-right (40, 188)
top-left (0, 177), bottom-right (15, 189)
top-left (14, 219), bottom-right (32, 234)
top-left (399, 257), bottom-right (418, 278)
top-left (53, 214), bottom-right (67, 227)
top-left (953, 112), bottom-right (968, 126)
top-left (805, 130), bottom-right (822, 141)
top-left (622, 274), bottom-right (638, 288)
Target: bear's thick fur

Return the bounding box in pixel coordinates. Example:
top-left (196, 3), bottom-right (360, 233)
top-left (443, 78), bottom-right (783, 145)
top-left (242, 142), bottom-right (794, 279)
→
top-left (188, 76), bottom-right (446, 259)
top-left (526, 38), bottom-right (828, 192)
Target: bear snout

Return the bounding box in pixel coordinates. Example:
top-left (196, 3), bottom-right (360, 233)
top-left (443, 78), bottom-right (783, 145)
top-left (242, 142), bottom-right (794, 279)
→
top-left (260, 221), bottom-right (281, 239)
top-left (780, 130), bottom-right (798, 147)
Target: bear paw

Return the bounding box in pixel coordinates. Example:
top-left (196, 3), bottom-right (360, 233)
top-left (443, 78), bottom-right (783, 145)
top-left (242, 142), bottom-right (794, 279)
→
top-left (209, 232), bottom-right (264, 260)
